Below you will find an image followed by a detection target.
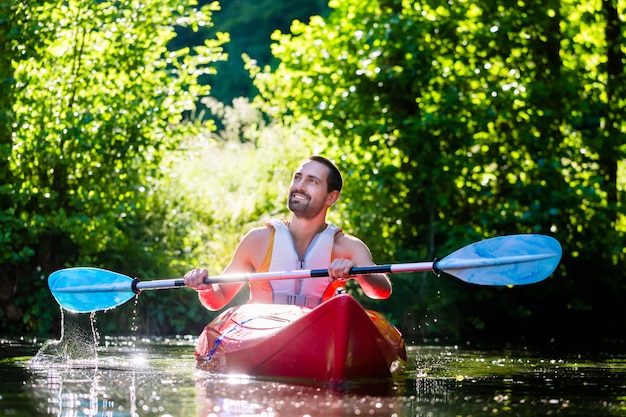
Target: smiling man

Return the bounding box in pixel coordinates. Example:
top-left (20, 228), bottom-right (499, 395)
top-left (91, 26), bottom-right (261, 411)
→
top-left (184, 155), bottom-right (392, 310)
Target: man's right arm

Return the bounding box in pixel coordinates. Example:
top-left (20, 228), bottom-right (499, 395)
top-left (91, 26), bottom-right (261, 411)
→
top-left (184, 227), bottom-right (269, 311)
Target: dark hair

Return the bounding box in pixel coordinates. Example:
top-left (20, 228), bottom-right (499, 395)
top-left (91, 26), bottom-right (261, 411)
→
top-left (309, 155), bottom-right (343, 192)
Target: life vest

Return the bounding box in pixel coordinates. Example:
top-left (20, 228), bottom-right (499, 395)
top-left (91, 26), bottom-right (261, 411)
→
top-left (249, 219), bottom-right (344, 307)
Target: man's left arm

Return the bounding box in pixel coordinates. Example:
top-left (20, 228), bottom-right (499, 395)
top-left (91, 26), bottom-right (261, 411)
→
top-left (330, 234), bottom-right (392, 299)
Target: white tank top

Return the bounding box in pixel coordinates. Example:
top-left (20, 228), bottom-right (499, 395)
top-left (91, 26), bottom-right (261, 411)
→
top-left (267, 219), bottom-right (340, 307)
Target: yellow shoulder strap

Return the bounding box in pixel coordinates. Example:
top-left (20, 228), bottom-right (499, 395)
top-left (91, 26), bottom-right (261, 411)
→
top-left (258, 226), bottom-right (275, 273)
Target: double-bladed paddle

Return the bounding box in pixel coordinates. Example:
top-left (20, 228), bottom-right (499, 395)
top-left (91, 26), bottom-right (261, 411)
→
top-left (48, 234), bottom-right (562, 313)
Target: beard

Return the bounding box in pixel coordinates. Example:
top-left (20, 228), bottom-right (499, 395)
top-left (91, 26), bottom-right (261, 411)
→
top-left (288, 192), bottom-right (324, 220)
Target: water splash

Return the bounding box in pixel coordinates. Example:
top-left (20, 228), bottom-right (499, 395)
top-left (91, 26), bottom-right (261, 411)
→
top-left (31, 308), bottom-right (98, 363)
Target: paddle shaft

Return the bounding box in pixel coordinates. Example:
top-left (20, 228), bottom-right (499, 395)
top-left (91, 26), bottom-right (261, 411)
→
top-left (134, 253), bottom-right (555, 291)
top-left (130, 262), bottom-right (433, 291)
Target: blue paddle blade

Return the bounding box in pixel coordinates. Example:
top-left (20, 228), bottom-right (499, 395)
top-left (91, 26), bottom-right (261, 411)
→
top-left (437, 234), bottom-right (562, 286)
top-left (48, 268), bottom-right (137, 313)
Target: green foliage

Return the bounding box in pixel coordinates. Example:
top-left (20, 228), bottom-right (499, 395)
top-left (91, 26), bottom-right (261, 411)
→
top-left (0, 0), bottom-right (226, 336)
top-left (2, 0), bottom-right (625, 347)
top-left (170, 0), bottom-right (331, 104)
top-left (252, 0), bottom-right (626, 344)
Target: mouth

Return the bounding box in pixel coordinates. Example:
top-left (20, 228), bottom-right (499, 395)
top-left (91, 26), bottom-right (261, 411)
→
top-left (290, 192), bottom-right (309, 202)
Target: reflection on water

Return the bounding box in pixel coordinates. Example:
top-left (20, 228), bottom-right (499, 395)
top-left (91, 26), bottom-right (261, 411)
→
top-left (24, 337), bottom-right (199, 417)
top-left (405, 346), bottom-right (626, 416)
top-left (194, 375), bottom-right (405, 416)
top-left (1, 338), bottom-right (625, 416)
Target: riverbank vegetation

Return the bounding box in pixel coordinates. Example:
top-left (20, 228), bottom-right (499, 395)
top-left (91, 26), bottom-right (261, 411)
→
top-left (1, 0), bottom-right (624, 348)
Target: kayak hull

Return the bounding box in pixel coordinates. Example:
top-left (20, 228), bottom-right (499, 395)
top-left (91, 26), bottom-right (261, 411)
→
top-left (194, 294), bottom-right (406, 384)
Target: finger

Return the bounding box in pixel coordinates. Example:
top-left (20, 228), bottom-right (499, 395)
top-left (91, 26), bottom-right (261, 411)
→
top-left (184, 268), bottom-right (207, 287)
top-left (329, 265), bottom-right (343, 279)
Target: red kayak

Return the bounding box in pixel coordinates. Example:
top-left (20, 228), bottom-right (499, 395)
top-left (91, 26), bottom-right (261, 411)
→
top-left (194, 294), bottom-right (407, 384)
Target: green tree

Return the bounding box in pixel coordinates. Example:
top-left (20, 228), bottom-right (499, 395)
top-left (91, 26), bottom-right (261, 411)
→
top-left (0, 0), bottom-right (227, 335)
top-left (170, 0), bottom-right (331, 105)
top-left (252, 0), bottom-right (625, 344)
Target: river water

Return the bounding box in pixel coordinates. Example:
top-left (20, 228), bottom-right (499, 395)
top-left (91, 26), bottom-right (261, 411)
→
top-left (1, 336), bottom-right (625, 416)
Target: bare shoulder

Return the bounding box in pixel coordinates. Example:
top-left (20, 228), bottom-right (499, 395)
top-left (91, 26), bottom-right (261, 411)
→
top-left (232, 224), bottom-right (273, 270)
top-left (241, 225), bottom-right (273, 242)
top-left (332, 230), bottom-right (373, 258)
top-left (237, 225), bottom-right (273, 253)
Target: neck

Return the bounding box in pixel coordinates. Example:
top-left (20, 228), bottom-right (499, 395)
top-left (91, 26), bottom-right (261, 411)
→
top-left (288, 216), bottom-right (327, 237)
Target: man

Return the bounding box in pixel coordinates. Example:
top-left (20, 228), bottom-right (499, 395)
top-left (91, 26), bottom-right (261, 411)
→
top-left (183, 155), bottom-right (392, 310)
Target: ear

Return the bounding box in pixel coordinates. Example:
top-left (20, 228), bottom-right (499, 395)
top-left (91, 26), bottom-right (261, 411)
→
top-left (327, 190), bottom-right (340, 206)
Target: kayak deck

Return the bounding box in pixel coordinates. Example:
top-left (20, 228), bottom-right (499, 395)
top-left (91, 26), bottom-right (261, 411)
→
top-left (194, 294), bottom-right (406, 384)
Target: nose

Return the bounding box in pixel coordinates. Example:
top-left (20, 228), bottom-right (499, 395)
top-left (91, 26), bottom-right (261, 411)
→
top-left (291, 177), bottom-right (304, 191)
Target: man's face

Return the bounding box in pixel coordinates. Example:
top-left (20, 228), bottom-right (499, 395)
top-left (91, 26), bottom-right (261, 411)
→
top-left (288, 160), bottom-right (330, 220)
